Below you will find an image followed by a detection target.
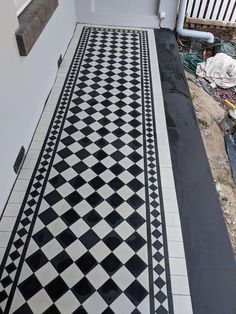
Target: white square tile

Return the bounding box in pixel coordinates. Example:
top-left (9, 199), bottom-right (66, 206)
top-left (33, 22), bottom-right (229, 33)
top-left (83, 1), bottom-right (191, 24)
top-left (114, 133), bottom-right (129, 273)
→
top-left (0, 217), bottom-right (16, 232)
top-left (173, 295), bottom-right (193, 314)
top-left (166, 226), bottom-right (183, 242)
top-left (171, 275), bottom-right (191, 295)
top-left (111, 293), bottom-right (135, 314)
top-left (13, 179), bottom-right (29, 192)
top-left (89, 241), bottom-right (111, 263)
top-left (83, 291), bottom-right (107, 314)
top-left (65, 239), bottom-right (87, 262)
top-left (165, 212), bottom-right (181, 227)
top-left (3, 203), bottom-right (21, 217)
top-left (168, 241), bottom-right (186, 258)
top-left (28, 289), bottom-right (52, 313)
top-left (112, 266), bottom-right (135, 290)
top-left (35, 263), bottom-right (59, 287)
top-left (0, 232), bottom-right (11, 247)
top-left (169, 258), bottom-right (188, 276)
top-left (56, 290), bottom-right (81, 313)
top-left (87, 264), bottom-right (109, 289)
top-left (60, 263), bottom-right (84, 288)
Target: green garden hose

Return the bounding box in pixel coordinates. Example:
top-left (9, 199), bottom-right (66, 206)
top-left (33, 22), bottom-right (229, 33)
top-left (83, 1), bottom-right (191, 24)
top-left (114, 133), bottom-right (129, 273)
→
top-left (181, 40), bottom-right (236, 75)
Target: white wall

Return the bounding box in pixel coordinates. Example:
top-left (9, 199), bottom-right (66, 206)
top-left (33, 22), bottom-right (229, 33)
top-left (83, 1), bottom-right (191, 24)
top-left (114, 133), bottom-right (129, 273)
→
top-left (0, 0), bottom-right (76, 214)
top-left (75, 0), bottom-right (179, 30)
top-left (159, 0), bottom-right (179, 30)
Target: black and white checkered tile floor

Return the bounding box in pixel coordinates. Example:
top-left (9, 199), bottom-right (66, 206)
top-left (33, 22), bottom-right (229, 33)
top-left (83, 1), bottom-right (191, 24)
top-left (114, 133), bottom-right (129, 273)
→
top-left (0, 25), bottom-right (192, 313)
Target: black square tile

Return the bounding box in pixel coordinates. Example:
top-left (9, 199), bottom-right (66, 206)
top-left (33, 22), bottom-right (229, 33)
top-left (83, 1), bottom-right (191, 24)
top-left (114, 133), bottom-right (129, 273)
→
top-left (76, 148), bottom-right (90, 160)
top-left (155, 277), bottom-right (165, 289)
top-left (18, 274), bottom-right (42, 300)
top-left (39, 207), bottom-right (58, 225)
top-left (101, 309), bottom-right (115, 314)
top-left (125, 255), bottom-right (147, 277)
top-left (26, 250), bottom-right (48, 272)
top-left (105, 211), bottom-right (123, 228)
top-left (51, 251), bottom-right (73, 273)
top-left (89, 177), bottom-right (106, 190)
top-left (110, 164), bottom-right (125, 176)
top-left (72, 306), bottom-right (88, 314)
top-left (83, 210), bottom-right (102, 227)
top-left (127, 194), bottom-right (145, 210)
top-left (128, 129), bottom-right (141, 139)
top-left (101, 253), bottom-right (122, 275)
top-left (14, 303), bottom-right (34, 314)
top-left (111, 139), bottom-right (125, 149)
top-left (107, 193), bottom-right (124, 209)
top-left (56, 229), bottom-right (76, 248)
top-left (61, 135), bottom-right (76, 147)
top-left (44, 190), bottom-right (62, 206)
top-left (69, 175), bottom-right (86, 189)
top-left (6, 262), bottom-right (17, 274)
top-left (64, 125), bottom-right (77, 135)
top-left (49, 174), bottom-right (66, 188)
top-left (14, 238), bottom-right (24, 249)
top-left (128, 140), bottom-right (142, 150)
top-left (93, 150), bottom-right (108, 161)
top-left (79, 229), bottom-right (100, 249)
top-left (155, 290), bottom-right (167, 304)
top-left (58, 147), bottom-right (73, 159)
top-left (33, 227), bottom-right (54, 247)
top-left (109, 177), bottom-right (125, 191)
top-left (103, 231), bottom-right (123, 251)
top-left (78, 137), bottom-right (92, 148)
top-left (10, 250), bottom-right (20, 261)
top-left (155, 305), bottom-right (168, 314)
top-left (54, 160), bottom-right (70, 173)
top-left (0, 290), bottom-right (8, 303)
top-left (65, 191), bottom-right (83, 207)
top-left (127, 212), bottom-right (145, 229)
top-left (43, 305), bottom-right (61, 314)
top-left (45, 276), bottom-right (69, 302)
top-left (125, 280), bottom-right (148, 306)
top-left (110, 151), bottom-right (125, 162)
top-left (72, 277), bottom-right (95, 304)
top-left (81, 126), bottom-right (94, 136)
top-left (86, 192), bottom-right (103, 207)
top-left (91, 162), bottom-right (107, 175)
top-left (2, 275), bottom-right (12, 288)
top-left (128, 151), bottom-right (142, 163)
top-left (127, 165), bottom-right (142, 177)
top-left (95, 138), bottom-right (109, 148)
top-left (98, 279), bottom-right (122, 305)
top-left (61, 209), bottom-right (80, 226)
top-left (126, 232), bottom-right (146, 252)
top-left (73, 161), bottom-right (89, 174)
top-left (76, 252), bottom-right (97, 274)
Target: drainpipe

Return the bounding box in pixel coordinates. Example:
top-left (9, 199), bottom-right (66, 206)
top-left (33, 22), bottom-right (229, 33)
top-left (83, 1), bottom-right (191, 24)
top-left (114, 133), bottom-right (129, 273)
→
top-left (177, 0), bottom-right (214, 43)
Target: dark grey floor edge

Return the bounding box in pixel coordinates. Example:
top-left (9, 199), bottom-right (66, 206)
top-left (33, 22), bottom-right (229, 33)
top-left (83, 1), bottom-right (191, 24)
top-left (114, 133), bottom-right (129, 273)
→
top-left (154, 29), bottom-right (236, 314)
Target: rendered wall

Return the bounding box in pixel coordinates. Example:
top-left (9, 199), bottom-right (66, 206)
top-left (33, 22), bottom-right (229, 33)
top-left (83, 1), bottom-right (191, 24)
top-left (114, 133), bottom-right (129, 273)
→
top-left (75, 0), bottom-right (179, 30)
top-left (0, 0), bottom-right (76, 214)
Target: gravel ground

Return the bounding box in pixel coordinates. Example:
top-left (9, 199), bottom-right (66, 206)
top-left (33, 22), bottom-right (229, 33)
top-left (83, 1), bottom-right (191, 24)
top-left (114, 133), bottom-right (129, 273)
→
top-left (186, 71), bottom-right (236, 255)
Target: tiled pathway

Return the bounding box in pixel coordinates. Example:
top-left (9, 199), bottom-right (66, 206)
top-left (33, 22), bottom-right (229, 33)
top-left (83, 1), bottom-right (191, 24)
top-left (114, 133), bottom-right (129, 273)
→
top-left (0, 25), bottom-right (192, 314)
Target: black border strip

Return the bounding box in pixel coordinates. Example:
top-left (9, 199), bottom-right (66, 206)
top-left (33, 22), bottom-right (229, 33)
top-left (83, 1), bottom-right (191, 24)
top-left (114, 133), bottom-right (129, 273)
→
top-left (2, 27), bottom-right (91, 313)
top-left (139, 31), bottom-right (155, 314)
top-left (145, 31), bottom-right (174, 313)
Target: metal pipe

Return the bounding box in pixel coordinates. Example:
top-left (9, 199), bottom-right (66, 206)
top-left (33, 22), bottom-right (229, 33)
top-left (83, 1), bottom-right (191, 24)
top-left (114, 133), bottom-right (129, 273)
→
top-left (176, 0), bottom-right (214, 43)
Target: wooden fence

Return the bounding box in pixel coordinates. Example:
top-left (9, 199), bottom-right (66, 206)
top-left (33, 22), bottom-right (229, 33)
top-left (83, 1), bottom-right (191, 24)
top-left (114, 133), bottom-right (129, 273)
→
top-left (186, 0), bottom-right (236, 27)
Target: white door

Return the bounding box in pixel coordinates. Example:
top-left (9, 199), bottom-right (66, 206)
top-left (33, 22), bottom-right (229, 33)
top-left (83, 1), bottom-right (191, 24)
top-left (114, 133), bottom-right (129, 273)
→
top-left (76, 0), bottom-right (160, 28)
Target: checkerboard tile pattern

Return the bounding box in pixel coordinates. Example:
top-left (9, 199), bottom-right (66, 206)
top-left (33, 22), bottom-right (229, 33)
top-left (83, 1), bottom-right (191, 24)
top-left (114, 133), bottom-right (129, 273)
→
top-left (0, 27), bottom-right (174, 313)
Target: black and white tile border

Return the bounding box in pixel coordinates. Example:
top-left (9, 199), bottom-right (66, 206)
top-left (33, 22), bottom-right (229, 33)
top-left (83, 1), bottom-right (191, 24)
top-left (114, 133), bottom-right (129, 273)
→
top-left (0, 24), bottom-right (193, 314)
